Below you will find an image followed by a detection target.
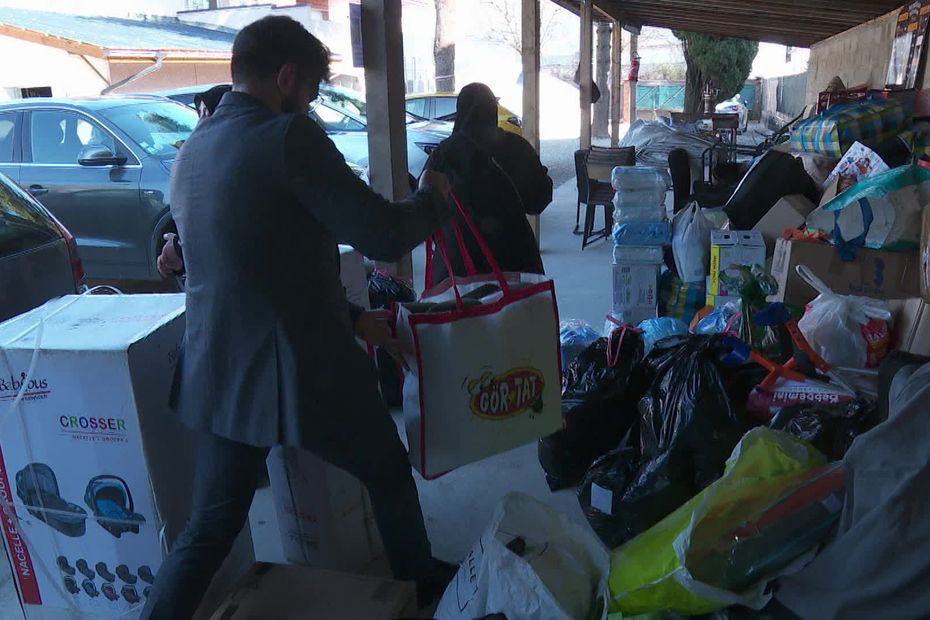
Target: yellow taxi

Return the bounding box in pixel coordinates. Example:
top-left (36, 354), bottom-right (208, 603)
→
top-left (405, 93), bottom-right (523, 135)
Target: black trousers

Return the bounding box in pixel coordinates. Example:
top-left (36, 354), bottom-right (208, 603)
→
top-left (140, 416), bottom-right (432, 619)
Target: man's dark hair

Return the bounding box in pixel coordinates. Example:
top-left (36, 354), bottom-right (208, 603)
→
top-left (231, 16), bottom-right (331, 86)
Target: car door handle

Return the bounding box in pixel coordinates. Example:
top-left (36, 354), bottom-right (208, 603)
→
top-left (28, 185), bottom-right (48, 196)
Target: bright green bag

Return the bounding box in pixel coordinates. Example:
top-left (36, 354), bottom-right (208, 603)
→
top-left (608, 428), bottom-right (826, 616)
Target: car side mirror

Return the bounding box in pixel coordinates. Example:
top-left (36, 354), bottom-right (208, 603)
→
top-left (78, 146), bottom-right (127, 167)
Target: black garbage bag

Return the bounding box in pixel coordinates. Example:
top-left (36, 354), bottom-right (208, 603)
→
top-left (724, 150), bottom-right (818, 230)
top-left (769, 398), bottom-right (879, 461)
top-left (538, 327), bottom-right (646, 491)
top-left (579, 335), bottom-right (747, 548)
top-left (368, 270), bottom-right (416, 310)
top-left (638, 335), bottom-right (743, 488)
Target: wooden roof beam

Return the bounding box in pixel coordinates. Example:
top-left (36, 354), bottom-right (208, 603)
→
top-left (0, 24), bottom-right (106, 57)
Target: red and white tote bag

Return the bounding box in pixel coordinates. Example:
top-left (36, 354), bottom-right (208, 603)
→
top-left (395, 194), bottom-right (562, 479)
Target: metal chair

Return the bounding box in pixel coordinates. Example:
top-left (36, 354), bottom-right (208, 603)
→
top-left (574, 146), bottom-right (636, 249)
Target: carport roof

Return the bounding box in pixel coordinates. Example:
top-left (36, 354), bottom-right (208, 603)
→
top-left (552, 0), bottom-right (905, 47)
top-left (0, 7), bottom-right (235, 60)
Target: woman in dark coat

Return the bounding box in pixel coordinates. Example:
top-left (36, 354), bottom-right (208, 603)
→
top-left (426, 83), bottom-right (553, 281)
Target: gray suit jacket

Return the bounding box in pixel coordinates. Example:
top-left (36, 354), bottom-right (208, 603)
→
top-left (171, 91), bottom-right (448, 448)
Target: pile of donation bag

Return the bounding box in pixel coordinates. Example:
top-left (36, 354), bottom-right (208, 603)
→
top-left (537, 93), bottom-right (930, 618)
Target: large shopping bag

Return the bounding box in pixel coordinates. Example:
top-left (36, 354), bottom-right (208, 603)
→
top-left (395, 195), bottom-right (562, 479)
top-left (435, 493), bottom-right (610, 620)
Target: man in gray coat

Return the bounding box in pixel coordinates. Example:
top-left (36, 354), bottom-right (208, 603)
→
top-left (142, 16), bottom-right (453, 619)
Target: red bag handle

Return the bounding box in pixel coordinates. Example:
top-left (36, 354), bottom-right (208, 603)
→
top-left (432, 228), bottom-right (465, 308)
top-left (424, 191), bottom-right (511, 296)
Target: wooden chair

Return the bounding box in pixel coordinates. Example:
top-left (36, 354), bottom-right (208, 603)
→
top-left (574, 146), bottom-right (636, 249)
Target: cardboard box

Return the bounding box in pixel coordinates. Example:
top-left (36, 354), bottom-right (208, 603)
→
top-left (890, 298), bottom-right (930, 355)
top-left (0, 294), bottom-right (251, 618)
top-left (770, 239), bottom-right (922, 307)
top-left (265, 244), bottom-right (383, 572)
top-left (209, 562), bottom-right (416, 620)
top-left (266, 448), bottom-right (382, 571)
top-left (612, 262), bottom-right (659, 320)
top-left (709, 230), bottom-right (767, 296)
top-left (921, 207), bottom-right (930, 301)
top-left (753, 195), bottom-right (816, 253)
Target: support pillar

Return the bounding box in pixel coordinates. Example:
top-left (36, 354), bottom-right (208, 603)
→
top-left (579, 0), bottom-right (593, 150)
top-left (522, 0), bottom-right (541, 242)
top-left (361, 0), bottom-right (412, 277)
top-left (610, 19), bottom-right (622, 146)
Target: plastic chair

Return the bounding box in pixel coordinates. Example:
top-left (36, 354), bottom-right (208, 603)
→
top-left (575, 146), bottom-right (636, 249)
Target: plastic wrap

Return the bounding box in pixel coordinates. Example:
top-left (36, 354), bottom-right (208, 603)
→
top-left (613, 245), bottom-right (665, 264)
top-left (611, 166), bottom-right (670, 192)
top-left (612, 221), bottom-right (672, 246)
top-left (638, 317), bottom-right (690, 355)
top-left (560, 320), bottom-right (601, 371)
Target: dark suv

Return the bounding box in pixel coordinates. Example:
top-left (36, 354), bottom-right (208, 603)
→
top-left (0, 97), bottom-right (198, 281)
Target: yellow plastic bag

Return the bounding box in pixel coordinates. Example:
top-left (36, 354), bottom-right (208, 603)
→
top-left (608, 428), bottom-right (826, 616)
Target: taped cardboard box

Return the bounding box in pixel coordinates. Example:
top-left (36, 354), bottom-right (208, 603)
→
top-left (265, 448), bottom-right (383, 571)
top-left (709, 230), bottom-right (766, 296)
top-left (753, 195), bottom-right (816, 253)
top-left (209, 562), bottom-right (416, 620)
top-left (771, 239), bottom-right (921, 307)
top-left (612, 262), bottom-right (660, 324)
top-left (889, 298), bottom-right (930, 356)
top-left (266, 245), bottom-right (383, 572)
top-left (0, 294), bottom-right (252, 619)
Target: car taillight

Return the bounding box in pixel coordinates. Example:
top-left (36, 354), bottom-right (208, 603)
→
top-left (60, 226), bottom-right (85, 286)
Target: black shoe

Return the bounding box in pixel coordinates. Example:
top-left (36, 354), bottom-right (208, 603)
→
top-left (82, 580), bottom-right (99, 598)
top-left (63, 576), bottom-right (79, 595)
top-left (121, 585), bottom-right (140, 604)
top-left (138, 565), bottom-right (155, 584)
top-left (116, 564), bottom-right (137, 584)
top-left (416, 559), bottom-right (458, 610)
top-left (96, 562), bottom-right (115, 583)
top-left (101, 583), bottom-right (119, 602)
top-left (76, 559), bottom-right (95, 581)
top-left (57, 556), bottom-right (75, 576)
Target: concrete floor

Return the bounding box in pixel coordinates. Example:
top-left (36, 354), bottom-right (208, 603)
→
top-left (0, 178), bottom-right (614, 616)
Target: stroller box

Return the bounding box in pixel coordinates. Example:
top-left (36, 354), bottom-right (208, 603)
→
top-left (0, 294), bottom-right (250, 618)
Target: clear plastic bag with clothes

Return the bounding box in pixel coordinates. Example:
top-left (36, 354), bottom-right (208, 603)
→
top-left (795, 265), bottom-right (892, 369)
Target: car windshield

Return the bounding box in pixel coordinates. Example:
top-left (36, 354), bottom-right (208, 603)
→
top-left (320, 86), bottom-right (367, 117)
top-left (99, 101), bottom-right (198, 158)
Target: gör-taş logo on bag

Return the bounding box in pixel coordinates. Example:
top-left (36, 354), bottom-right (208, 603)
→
top-left (468, 368), bottom-right (544, 419)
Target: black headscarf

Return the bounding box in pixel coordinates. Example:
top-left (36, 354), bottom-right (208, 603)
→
top-left (453, 83), bottom-right (498, 146)
top-left (194, 84), bottom-right (232, 117)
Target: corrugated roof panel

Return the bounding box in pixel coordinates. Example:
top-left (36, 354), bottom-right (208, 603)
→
top-left (0, 7), bottom-right (236, 52)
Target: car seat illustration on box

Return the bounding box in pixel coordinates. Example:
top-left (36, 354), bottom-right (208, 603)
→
top-left (85, 475), bottom-right (145, 537)
top-left (15, 463), bottom-right (87, 537)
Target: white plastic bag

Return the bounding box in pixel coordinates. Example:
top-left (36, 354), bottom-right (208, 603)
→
top-left (796, 265), bottom-right (892, 369)
top-left (672, 202), bottom-right (712, 283)
top-left (435, 493), bottom-right (610, 620)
